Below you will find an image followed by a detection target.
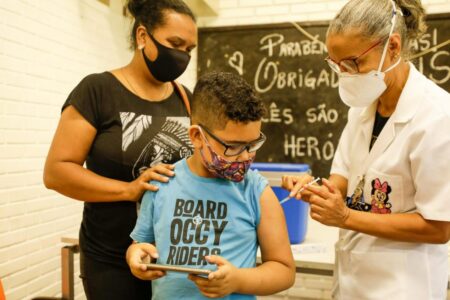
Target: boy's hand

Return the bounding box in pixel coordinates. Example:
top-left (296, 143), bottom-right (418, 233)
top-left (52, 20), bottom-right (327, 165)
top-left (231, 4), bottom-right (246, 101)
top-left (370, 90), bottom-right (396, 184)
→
top-left (188, 255), bottom-right (239, 298)
top-left (126, 242), bottom-right (166, 281)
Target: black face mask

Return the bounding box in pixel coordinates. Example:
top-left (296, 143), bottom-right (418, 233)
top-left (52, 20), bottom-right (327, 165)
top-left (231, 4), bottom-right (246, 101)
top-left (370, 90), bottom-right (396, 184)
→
top-left (142, 33), bottom-right (191, 82)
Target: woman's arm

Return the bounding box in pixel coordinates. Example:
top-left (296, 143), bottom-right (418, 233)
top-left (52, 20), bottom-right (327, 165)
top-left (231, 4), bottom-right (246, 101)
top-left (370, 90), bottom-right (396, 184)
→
top-left (307, 178), bottom-right (450, 244)
top-left (344, 210), bottom-right (450, 244)
top-left (43, 106), bottom-right (174, 202)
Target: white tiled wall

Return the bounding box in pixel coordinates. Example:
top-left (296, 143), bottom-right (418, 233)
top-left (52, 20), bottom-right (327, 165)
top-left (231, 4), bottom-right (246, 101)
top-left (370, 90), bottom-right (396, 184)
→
top-left (1, 0), bottom-right (449, 300)
top-left (200, 0), bottom-right (450, 26)
top-left (0, 0), bottom-right (131, 299)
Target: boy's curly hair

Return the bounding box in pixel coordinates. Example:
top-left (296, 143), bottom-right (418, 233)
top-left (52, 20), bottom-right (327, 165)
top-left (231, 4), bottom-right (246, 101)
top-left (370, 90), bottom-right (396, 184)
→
top-left (191, 72), bottom-right (266, 129)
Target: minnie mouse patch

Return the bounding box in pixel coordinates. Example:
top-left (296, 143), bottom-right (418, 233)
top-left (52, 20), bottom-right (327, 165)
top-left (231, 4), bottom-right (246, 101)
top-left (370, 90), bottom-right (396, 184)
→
top-left (369, 178), bottom-right (392, 214)
top-left (346, 177), bottom-right (393, 214)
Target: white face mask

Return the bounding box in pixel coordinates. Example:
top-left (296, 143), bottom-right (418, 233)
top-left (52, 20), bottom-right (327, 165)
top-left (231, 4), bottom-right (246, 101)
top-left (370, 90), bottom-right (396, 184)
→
top-left (338, 0), bottom-right (401, 108)
top-left (338, 57), bottom-right (401, 108)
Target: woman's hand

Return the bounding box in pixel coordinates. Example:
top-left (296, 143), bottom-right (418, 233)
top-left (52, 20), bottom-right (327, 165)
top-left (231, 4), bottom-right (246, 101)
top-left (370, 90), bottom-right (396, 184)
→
top-left (126, 164), bottom-right (175, 202)
top-left (188, 256), bottom-right (239, 298)
top-left (126, 243), bottom-right (166, 281)
top-left (281, 173), bottom-right (315, 202)
top-left (305, 178), bottom-right (350, 228)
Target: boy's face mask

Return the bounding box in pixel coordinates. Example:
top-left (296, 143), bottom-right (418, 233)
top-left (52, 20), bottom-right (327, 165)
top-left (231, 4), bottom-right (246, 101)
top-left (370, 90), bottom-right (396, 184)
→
top-left (198, 128), bottom-right (253, 182)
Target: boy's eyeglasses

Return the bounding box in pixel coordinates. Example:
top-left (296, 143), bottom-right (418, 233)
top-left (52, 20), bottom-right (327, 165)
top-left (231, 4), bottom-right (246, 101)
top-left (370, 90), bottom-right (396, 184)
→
top-left (198, 124), bottom-right (266, 157)
top-left (325, 40), bottom-right (383, 74)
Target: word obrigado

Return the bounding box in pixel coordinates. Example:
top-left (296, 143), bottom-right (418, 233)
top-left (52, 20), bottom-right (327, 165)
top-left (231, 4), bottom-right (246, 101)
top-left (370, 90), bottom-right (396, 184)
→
top-left (254, 33), bottom-right (336, 93)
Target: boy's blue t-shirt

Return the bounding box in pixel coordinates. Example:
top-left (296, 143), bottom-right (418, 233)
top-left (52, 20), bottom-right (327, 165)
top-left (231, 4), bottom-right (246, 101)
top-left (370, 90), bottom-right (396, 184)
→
top-left (130, 158), bottom-right (268, 300)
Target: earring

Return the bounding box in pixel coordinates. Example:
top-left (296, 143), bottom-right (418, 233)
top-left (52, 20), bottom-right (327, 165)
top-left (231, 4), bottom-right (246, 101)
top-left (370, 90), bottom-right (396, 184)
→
top-left (138, 44), bottom-right (144, 50)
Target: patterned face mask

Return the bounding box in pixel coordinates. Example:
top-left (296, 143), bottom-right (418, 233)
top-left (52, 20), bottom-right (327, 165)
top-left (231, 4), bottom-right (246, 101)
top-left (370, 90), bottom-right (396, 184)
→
top-left (198, 128), bottom-right (253, 182)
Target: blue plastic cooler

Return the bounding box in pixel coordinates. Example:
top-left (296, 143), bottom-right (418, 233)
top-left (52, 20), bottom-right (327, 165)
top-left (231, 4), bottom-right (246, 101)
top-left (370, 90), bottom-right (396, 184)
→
top-left (250, 163), bottom-right (310, 244)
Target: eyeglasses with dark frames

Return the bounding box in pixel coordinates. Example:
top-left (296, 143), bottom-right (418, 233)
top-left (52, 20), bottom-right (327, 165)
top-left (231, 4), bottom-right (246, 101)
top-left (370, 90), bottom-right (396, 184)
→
top-left (198, 124), bottom-right (266, 157)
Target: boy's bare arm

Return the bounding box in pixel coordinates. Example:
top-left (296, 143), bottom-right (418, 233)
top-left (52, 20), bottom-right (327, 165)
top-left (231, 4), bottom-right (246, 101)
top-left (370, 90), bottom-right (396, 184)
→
top-left (235, 186), bottom-right (296, 295)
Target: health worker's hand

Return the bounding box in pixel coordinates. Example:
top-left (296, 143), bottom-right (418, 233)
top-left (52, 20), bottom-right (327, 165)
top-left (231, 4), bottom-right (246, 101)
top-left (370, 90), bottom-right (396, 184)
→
top-left (281, 173), bottom-right (315, 202)
top-left (305, 178), bottom-right (350, 228)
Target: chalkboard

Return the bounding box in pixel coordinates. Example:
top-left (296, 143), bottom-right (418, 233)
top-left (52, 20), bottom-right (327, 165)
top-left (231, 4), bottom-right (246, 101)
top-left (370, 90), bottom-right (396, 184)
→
top-left (411, 13), bottom-right (450, 89)
top-left (197, 13), bottom-right (450, 178)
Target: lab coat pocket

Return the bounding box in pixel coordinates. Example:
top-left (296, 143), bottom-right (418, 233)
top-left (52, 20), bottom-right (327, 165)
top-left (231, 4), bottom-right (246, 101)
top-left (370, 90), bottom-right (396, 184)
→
top-left (338, 250), bottom-right (407, 300)
top-left (365, 169), bottom-right (404, 214)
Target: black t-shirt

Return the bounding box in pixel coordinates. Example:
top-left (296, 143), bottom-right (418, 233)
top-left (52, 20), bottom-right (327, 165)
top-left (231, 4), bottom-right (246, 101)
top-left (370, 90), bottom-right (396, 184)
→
top-left (62, 72), bottom-right (193, 267)
top-left (369, 111), bottom-right (390, 151)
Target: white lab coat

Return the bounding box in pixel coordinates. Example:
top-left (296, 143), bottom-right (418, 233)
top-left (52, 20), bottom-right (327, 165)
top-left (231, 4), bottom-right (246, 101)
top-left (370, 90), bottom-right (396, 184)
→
top-left (331, 63), bottom-right (450, 300)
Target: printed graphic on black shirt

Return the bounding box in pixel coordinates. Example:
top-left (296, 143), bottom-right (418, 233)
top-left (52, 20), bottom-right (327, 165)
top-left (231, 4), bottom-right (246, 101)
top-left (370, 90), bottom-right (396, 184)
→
top-left (167, 199), bottom-right (228, 266)
top-left (120, 113), bottom-right (193, 179)
top-left (121, 112), bottom-right (153, 152)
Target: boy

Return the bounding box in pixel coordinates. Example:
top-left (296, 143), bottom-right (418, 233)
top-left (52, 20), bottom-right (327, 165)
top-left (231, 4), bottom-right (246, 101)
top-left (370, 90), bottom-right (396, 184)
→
top-left (127, 72), bottom-right (295, 299)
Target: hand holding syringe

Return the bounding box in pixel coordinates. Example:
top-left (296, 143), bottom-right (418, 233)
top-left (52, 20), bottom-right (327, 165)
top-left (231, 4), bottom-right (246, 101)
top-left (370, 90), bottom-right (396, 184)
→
top-left (279, 177), bottom-right (321, 205)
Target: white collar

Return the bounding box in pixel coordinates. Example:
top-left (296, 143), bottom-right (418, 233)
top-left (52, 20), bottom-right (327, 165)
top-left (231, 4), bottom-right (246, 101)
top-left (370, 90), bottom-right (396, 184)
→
top-left (359, 62), bottom-right (423, 124)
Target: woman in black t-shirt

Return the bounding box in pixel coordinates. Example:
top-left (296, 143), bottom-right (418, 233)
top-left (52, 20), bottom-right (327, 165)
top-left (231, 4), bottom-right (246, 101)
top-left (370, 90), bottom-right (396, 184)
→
top-left (44, 1), bottom-right (197, 299)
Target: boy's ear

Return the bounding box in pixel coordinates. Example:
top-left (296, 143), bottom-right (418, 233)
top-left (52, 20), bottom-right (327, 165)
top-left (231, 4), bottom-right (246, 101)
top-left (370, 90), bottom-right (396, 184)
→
top-left (189, 125), bottom-right (203, 148)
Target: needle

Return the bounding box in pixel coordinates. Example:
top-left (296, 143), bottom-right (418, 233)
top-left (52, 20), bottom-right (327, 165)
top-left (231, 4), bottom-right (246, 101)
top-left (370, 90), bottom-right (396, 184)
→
top-left (279, 177), bottom-right (321, 205)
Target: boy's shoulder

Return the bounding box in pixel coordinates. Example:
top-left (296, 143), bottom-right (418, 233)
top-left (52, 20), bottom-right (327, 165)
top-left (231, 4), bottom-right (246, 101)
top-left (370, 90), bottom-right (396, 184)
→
top-left (148, 159), bottom-right (269, 196)
top-left (148, 159), bottom-right (192, 190)
top-left (239, 169), bottom-right (269, 203)
top-left (244, 168), bottom-right (268, 187)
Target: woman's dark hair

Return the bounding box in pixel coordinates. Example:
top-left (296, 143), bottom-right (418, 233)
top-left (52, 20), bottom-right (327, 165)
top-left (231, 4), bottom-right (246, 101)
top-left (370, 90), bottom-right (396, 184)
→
top-left (192, 72), bottom-right (267, 130)
top-left (127, 0), bottom-right (196, 49)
